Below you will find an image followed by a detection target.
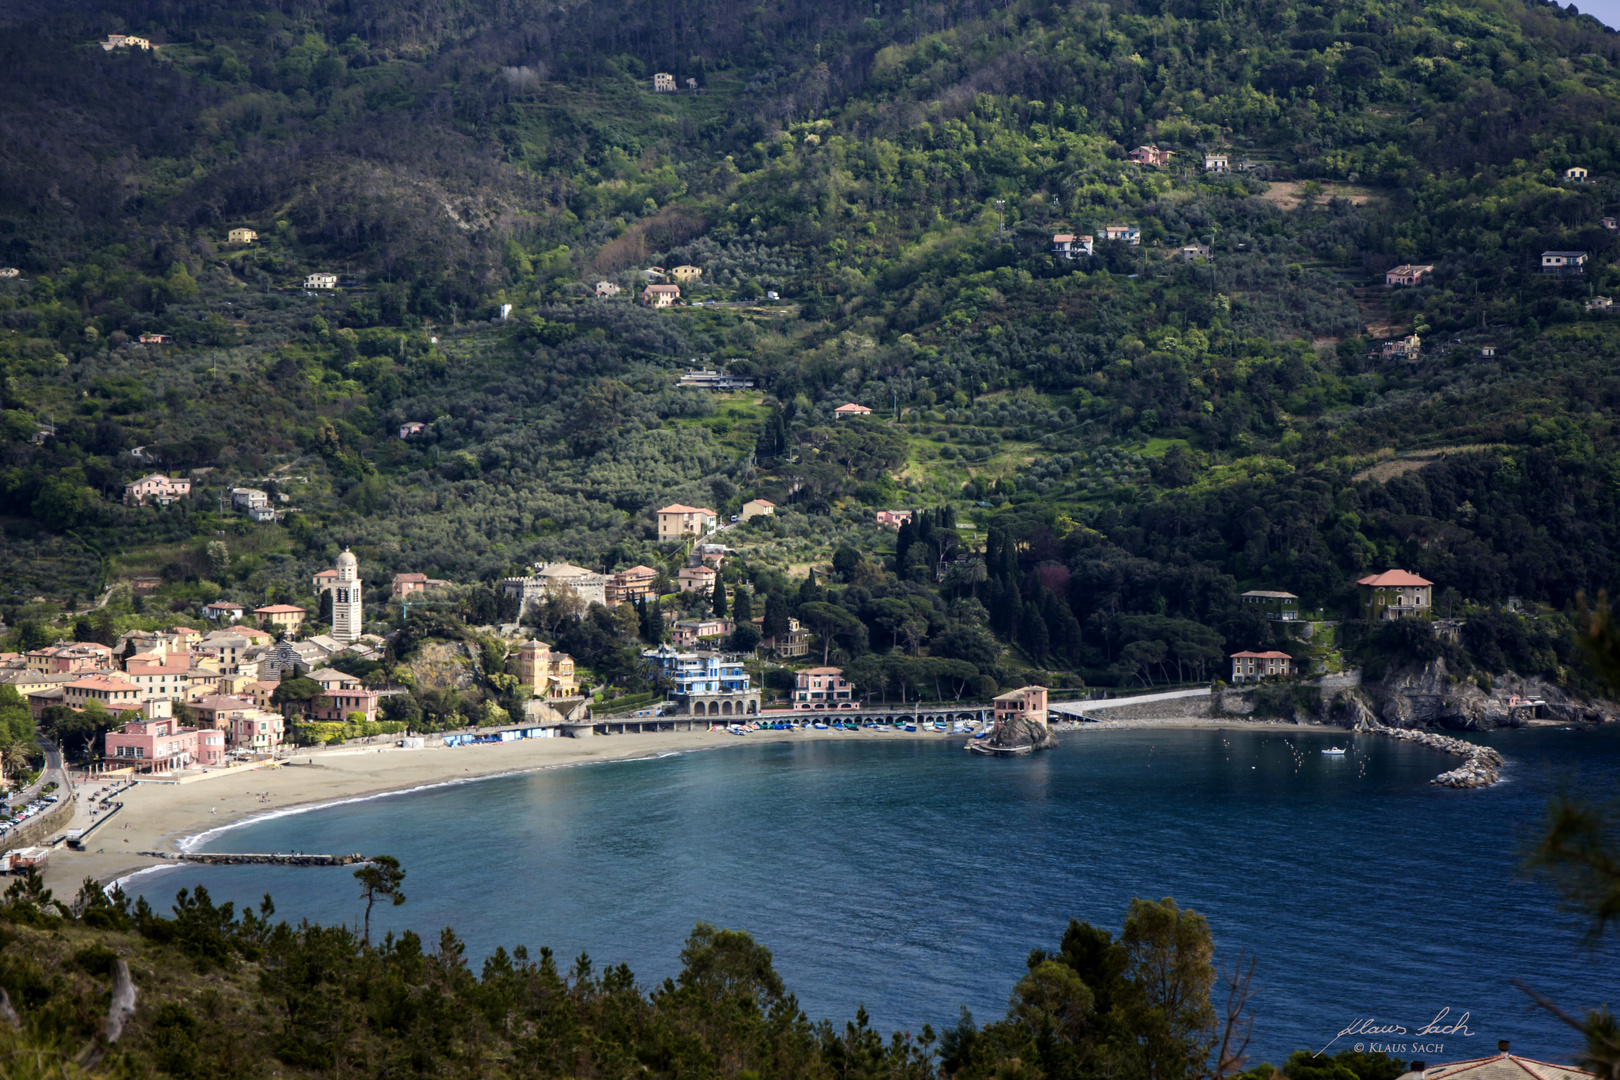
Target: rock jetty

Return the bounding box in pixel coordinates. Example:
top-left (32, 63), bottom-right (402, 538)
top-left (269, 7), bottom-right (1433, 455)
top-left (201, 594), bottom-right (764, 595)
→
top-left (140, 852), bottom-right (367, 866)
top-left (1352, 720), bottom-right (1505, 788)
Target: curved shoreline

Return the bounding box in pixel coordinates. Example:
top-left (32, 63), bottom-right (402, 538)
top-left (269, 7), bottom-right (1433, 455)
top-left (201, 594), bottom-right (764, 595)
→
top-left (48, 715), bottom-right (1568, 894)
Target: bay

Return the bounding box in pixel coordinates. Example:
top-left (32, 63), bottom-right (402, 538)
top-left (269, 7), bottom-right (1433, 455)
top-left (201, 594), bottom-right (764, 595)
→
top-left (133, 726), bottom-right (1620, 1066)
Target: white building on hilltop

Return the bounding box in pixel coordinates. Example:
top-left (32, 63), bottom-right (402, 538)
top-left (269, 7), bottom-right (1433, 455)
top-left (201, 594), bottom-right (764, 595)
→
top-left (316, 548), bottom-right (365, 643)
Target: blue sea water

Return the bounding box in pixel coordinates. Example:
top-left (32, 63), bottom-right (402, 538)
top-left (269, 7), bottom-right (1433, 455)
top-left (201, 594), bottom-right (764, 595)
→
top-left (131, 726), bottom-right (1619, 1066)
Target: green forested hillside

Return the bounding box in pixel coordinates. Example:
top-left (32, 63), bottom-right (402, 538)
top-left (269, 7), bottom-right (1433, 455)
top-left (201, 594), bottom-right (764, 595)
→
top-left (2, 0), bottom-right (1620, 697)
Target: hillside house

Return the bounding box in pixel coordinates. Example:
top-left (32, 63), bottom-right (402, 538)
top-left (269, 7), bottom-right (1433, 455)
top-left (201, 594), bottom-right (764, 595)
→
top-left (678, 368), bottom-right (755, 390)
top-left (1102, 224), bottom-right (1141, 245)
top-left (759, 616), bottom-right (809, 658)
top-left (516, 639), bottom-right (578, 698)
top-left (874, 509), bottom-right (913, 530)
top-left (202, 601), bottom-right (245, 621)
top-left (640, 267), bottom-right (667, 281)
top-left (1128, 145), bottom-right (1172, 166)
top-left (678, 565), bottom-right (719, 593)
top-left (124, 473), bottom-right (191, 506)
top-left (0, 268), bottom-right (19, 278)
top-left (1177, 243), bottom-right (1212, 262)
top-left (1052, 233), bottom-right (1093, 259)
top-left (1381, 334), bottom-right (1422, 360)
top-left (398, 421), bottom-right (426, 439)
top-left (595, 281), bottom-right (621, 298)
top-left (793, 666), bottom-right (857, 709)
top-left (1357, 569), bottom-right (1433, 619)
top-left (656, 503), bottom-right (717, 541)
top-left (1230, 651), bottom-right (1294, 681)
top-left (1385, 264), bottom-right (1434, 287)
top-left (392, 572), bottom-right (449, 598)
top-left (227, 228), bottom-right (258, 244)
top-left (253, 604), bottom-right (307, 631)
top-left (101, 34), bottom-right (154, 50)
top-left (740, 498), bottom-right (775, 520)
top-left (670, 265), bottom-right (702, 283)
top-left (1587, 296), bottom-right (1615, 312)
top-left (672, 617), bottom-right (733, 647)
top-left (642, 283), bottom-right (680, 307)
top-left (1604, 217), bottom-right (1619, 232)
top-left (231, 487), bottom-right (269, 511)
top-left (993, 685), bottom-right (1049, 728)
top-left (138, 333), bottom-right (170, 344)
top-left (1480, 345), bottom-right (1497, 358)
top-left (304, 272), bottom-right (338, 289)
top-left (653, 73), bottom-right (676, 91)
top-left (1565, 166), bottom-right (1589, 181)
top-left (1241, 590), bottom-right (1300, 620)
top-left (605, 565), bottom-right (659, 605)
top-left (834, 402), bottom-right (872, 418)
top-left (1204, 154), bottom-right (1229, 172)
top-left (1541, 251), bottom-right (1587, 274)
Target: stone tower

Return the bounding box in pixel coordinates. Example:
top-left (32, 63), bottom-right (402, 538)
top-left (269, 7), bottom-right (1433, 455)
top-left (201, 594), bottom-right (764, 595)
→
top-left (331, 548), bottom-right (363, 643)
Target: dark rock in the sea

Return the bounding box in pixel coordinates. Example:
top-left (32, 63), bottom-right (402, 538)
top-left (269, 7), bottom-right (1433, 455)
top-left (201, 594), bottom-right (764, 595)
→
top-left (969, 716), bottom-right (1058, 756)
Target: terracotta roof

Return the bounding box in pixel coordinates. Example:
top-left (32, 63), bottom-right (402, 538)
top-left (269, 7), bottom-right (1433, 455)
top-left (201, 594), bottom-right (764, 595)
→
top-left (658, 504), bottom-right (716, 515)
top-left (994, 685), bottom-right (1047, 700)
top-left (254, 604), bottom-right (307, 613)
top-left (744, 498), bottom-right (775, 507)
top-left (127, 662), bottom-right (191, 676)
top-left (1230, 651), bottom-right (1293, 659)
top-left (66, 674), bottom-right (140, 690)
top-left (801, 666), bottom-right (844, 675)
top-left (1423, 1052), bottom-right (1595, 1080)
top-left (393, 572), bottom-right (430, 583)
top-left (1356, 570), bottom-right (1434, 587)
top-left (834, 403), bottom-right (871, 412)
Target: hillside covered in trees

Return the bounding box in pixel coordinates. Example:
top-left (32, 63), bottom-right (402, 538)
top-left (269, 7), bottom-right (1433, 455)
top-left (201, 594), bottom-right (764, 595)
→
top-left (2, 0), bottom-right (1620, 697)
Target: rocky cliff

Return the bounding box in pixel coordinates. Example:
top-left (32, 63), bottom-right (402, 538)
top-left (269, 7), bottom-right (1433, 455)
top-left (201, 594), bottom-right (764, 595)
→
top-left (1330, 659), bottom-right (1614, 731)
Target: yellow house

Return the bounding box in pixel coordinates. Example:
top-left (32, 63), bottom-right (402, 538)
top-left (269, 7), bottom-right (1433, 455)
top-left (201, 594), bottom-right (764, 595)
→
top-left (253, 604), bottom-right (307, 631)
top-left (670, 265), bottom-right (702, 283)
top-left (517, 640), bottom-right (578, 698)
top-left (228, 228), bottom-right (258, 244)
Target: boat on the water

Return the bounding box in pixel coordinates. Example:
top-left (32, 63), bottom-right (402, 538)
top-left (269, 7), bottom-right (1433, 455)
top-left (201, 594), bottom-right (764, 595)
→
top-left (1322, 746), bottom-right (1347, 755)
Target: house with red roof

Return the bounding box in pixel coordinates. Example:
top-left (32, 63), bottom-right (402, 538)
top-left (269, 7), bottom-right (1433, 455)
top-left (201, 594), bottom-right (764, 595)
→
top-left (833, 403), bottom-right (872, 419)
top-left (656, 503), bottom-right (717, 541)
top-left (1356, 569), bottom-right (1434, 620)
top-left (1229, 651), bottom-right (1294, 681)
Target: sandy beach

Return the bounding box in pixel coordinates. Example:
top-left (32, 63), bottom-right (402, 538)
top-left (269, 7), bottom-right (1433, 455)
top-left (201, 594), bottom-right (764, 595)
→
top-left (37, 714), bottom-right (1362, 894)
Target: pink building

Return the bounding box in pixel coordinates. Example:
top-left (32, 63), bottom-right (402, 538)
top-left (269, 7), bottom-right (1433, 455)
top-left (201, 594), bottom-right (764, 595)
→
top-left (105, 717), bottom-right (225, 769)
top-left (874, 510), bottom-right (913, 530)
top-left (123, 473), bottom-right (192, 507)
top-left (226, 711), bottom-right (285, 753)
top-left (793, 666), bottom-right (858, 709)
top-left (993, 685), bottom-right (1048, 727)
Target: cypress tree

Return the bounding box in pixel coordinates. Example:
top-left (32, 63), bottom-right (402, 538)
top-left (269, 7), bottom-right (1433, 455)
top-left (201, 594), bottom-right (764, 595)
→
top-left (895, 518), bottom-right (916, 570)
top-left (1021, 605), bottom-right (1050, 663)
top-left (734, 587), bottom-right (753, 624)
top-left (712, 575), bottom-right (728, 617)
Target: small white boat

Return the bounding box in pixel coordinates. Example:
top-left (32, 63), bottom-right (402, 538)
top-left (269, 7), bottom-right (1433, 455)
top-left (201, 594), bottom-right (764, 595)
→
top-left (1322, 746), bottom-right (1347, 756)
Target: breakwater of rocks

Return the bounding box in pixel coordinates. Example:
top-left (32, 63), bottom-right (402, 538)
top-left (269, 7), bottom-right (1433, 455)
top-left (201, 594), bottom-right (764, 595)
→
top-left (1353, 721), bottom-right (1505, 787)
top-left (139, 852), bottom-right (367, 866)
